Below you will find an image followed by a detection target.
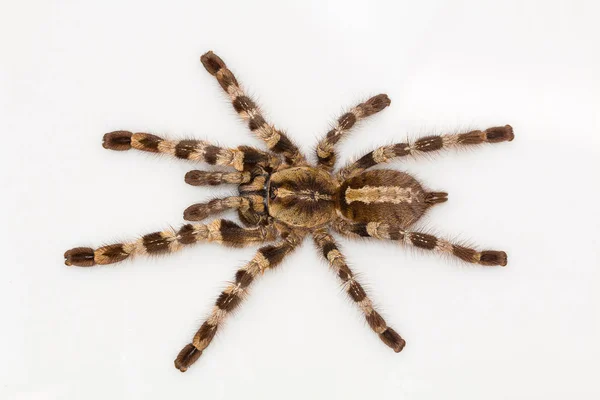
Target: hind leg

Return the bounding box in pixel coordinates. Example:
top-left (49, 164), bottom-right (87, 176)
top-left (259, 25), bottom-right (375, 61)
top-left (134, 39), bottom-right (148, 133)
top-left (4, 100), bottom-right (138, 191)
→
top-left (334, 219), bottom-right (507, 266)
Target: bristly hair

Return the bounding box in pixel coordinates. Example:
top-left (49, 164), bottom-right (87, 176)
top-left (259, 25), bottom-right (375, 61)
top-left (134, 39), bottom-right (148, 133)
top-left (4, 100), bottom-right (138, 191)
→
top-left (64, 50), bottom-right (512, 372)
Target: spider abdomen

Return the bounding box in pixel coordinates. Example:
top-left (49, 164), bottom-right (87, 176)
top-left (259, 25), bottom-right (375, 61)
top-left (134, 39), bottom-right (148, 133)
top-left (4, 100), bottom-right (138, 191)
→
top-left (338, 169), bottom-right (435, 228)
top-left (267, 167), bottom-right (338, 228)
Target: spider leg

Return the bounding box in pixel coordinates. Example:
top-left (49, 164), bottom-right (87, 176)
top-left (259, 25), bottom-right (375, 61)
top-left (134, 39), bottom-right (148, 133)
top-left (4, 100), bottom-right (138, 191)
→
top-left (102, 131), bottom-right (273, 171)
top-left (174, 230), bottom-right (304, 372)
top-left (337, 125), bottom-right (514, 180)
top-left (316, 94), bottom-right (391, 172)
top-left (184, 170), bottom-right (251, 186)
top-left (334, 219), bottom-right (507, 266)
top-left (64, 219), bottom-right (276, 267)
top-left (312, 228), bottom-right (405, 353)
top-left (200, 51), bottom-right (306, 167)
top-left (183, 195), bottom-right (264, 222)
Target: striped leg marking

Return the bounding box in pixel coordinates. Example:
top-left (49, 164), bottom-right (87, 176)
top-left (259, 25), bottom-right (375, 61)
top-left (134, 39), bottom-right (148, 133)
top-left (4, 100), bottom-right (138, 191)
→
top-left (316, 94), bottom-right (391, 171)
top-left (337, 125), bottom-right (514, 180)
top-left (103, 131), bottom-right (272, 171)
top-left (185, 170), bottom-right (251, 186)
top-left (184, 196), bottom-right (251, 222)
top-left (64, 219), bottom-right (276, 267)
top-left (174, 233), bottom-right (302, 372)
top-left (183, 195), bottom-right (265, 222)
top-left (200, 51), bottom-right (306, 166)
top-left (313, 228), bottom-right (405, 353)
top-left (334, 220), bottom-right (507, 267)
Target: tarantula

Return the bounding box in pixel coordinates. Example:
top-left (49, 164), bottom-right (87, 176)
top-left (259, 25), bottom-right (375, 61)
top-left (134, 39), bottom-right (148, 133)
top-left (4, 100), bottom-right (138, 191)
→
top-left (64, 51), bottom-right (513, 372)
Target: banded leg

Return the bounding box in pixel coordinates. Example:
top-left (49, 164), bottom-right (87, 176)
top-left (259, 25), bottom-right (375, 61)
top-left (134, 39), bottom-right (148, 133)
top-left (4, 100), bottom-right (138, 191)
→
top-left (312, 228), bottom-right (405, 353)
top-left (174, 231), bottom-right (303, 372)
top-left (103, 131), bottom-right (273, 171)
top-left (334, 219), bottom-right (507, 266)
top-left (200, 51), bottom-right (306, 166)
top-left (64, 219), bottom-right (275, 267)
top-left (185, 170), bottom-right (251, 186)
top-left (337, 125), bottom-right (514, 180)
top-left (316, 94), bottom-right (391, 171)
top-left (183, 195), bottom-right (264, 222)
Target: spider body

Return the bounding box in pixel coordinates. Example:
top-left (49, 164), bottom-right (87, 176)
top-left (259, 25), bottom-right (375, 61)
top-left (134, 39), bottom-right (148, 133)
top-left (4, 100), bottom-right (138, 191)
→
top-left (65, 51), bottom-right (513, 372)
top-left (268, 166), bottom-right (338, 228)
top-left (266, 166), bottom-right (436, 229)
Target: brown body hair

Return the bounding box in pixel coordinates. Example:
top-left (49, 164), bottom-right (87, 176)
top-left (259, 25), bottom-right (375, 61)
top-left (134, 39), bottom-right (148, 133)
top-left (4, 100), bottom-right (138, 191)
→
top-left (266, 166), bottom-right (439, 231)
top-left (65, 50), bottom-right (512, 373)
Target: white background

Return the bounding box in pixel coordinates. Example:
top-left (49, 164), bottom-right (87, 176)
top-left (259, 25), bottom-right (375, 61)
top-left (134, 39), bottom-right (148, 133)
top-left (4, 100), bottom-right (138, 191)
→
top-left (1, 1), bottom-right (599, 399)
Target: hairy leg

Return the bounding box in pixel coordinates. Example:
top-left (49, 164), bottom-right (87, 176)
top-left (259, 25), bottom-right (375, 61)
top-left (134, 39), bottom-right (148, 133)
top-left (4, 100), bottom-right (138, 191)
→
top-left (334, 219), bottom-right (507, 266)
top-left (312, 228), bottom-right (405, 352)
top-left (337, 125), bottom-right (514, 180)
top-left (316, 94), bottom-right (391, 171)
top-left (183, 195), bottom-right (264, 222)
top-left (185, 170), bottom-right (251, 186)
top-left (103, 131), bottom-right (273, 171)
top-left (200, 51), bottom-right (306, 166)
top-left (64, 219), bottom-right (276, 267)
top-left (174, 230), bottom-right (304, 372)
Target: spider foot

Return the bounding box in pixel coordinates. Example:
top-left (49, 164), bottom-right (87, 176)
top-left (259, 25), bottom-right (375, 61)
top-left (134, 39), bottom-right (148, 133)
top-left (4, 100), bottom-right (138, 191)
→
top-left (485, 125), bottom-right (514, 143)
top-left (64, 247), bottom-right (95, 267)
top-left (174, 343), bottom-right (202, 372)
top-left (361, 94), bottom-right (391, 116)
top-left (183, 203), bottom-right (212, 221)
top-left (102, 131), bottom-right (132, 151)
top-left (478, 250), bottom-right (508, 266)
top-left (200, 51), bottom-right (226, 76)
top-left (379, 327), bottom-right (406, 353)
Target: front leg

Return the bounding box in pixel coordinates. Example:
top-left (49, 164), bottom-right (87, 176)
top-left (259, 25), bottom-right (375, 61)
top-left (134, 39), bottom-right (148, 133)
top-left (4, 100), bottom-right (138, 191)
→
top-left (64, 219), bottom-right (276, 267)
top-left (103, 131), bottom-right (274, 171)
top-left (200, 51), bottom-right (307, 166)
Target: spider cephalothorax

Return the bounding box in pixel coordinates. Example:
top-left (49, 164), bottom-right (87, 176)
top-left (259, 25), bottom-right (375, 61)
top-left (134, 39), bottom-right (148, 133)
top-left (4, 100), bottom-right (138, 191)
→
top-left (64, 51), bottom-right (513, 372)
